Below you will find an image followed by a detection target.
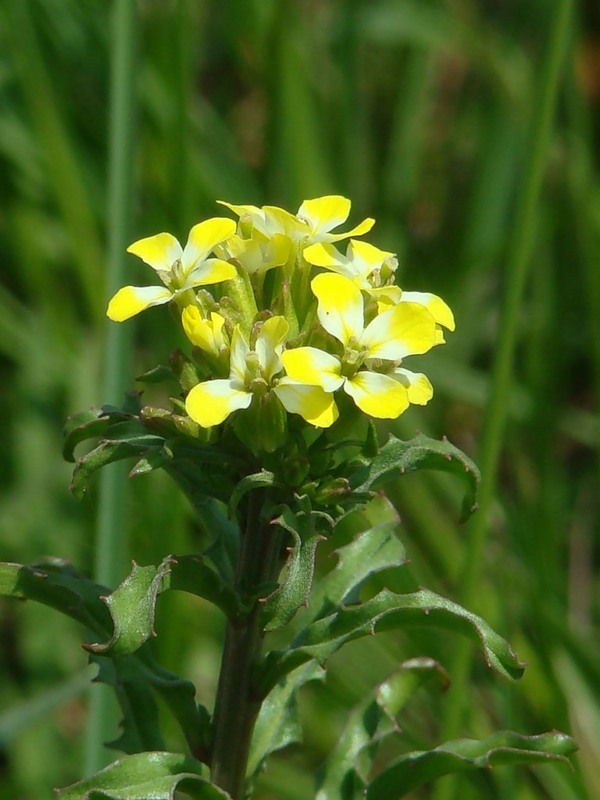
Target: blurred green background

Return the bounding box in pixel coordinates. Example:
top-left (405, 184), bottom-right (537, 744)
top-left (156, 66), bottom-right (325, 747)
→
top-left (1, 0), bottom-right (599, 798)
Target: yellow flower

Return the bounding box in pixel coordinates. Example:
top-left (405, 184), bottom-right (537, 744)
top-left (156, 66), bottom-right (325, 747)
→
top-left (303, 238), bottom-right (397, 289)
top-left (181, 306), bottom-right (228, 357)
top-left (107, 218), bottom-right (237, 322)
top-left (217, 195), bottom-right (374, 247)
top-left (296, 196), bottom-right (374, 243)
top-left (281, 273), bottom-right (438, 419)
top-left (185, 316), bottom-right (338, 429)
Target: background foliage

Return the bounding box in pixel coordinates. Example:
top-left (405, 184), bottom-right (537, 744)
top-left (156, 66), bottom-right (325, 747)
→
top-left (0, 0), bottom-right (598, 798)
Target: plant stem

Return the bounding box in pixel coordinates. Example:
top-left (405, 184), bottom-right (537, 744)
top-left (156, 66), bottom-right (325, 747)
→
top-left (210, 490), bottom-right (281, 799)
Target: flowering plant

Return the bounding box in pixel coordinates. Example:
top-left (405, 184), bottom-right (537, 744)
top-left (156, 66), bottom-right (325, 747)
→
top-left (0, 196), bottom-right (574, 799)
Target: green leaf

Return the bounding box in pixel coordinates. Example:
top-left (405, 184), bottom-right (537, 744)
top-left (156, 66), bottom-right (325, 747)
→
top-left (227, 470), bottom-right (277, 519)
top-left (70, 440), bottom-right (149, 499)
top-left (352, 433), bottom-right (481, 522)
top-left (56, 752), bottom-right (230, 799)
top-left (0, 560), bottom-right (209, 757)
top-left (365, 731), bottom-right (577, 799)
top-left (85, 562), bottom-right (165, 657)
top-left (316, 660), bottom-right (449, 800)
top-left (62, 407), bottom-right (112, 462)
top-left (303, 520), bottom-right (407, 626)
top-left (261, 509), bottom-right (323, 631)
top-left (248, 662), bottom-right (325, 777)
top-left (86, 555), bottom-right (242, 657)
top-left (259, 588), bottom-right (525, 695)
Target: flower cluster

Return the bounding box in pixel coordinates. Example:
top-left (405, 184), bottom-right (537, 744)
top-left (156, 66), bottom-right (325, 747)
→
top-left (107, 196), bottom-right (454, 451)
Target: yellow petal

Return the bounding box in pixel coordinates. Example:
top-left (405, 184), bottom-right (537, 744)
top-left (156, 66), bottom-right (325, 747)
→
top-left (344, 371), bottom-right (409, 419)
top-left (392, 368), bottom-right (433, 405)
top-left (185, 380), bottom-right (252, 427)
top-left (303, 242), bottom-right (344, 268)
top-left (311, 273), bottom-right (364, 345)
top-left (400, 291), bottom-right (455, 331)
top-left (229, 326), bottom-right (250, 385)
top-left (263, 206), bottom-right (307, 238)
top-left (186, 258), bottom-right (237, 288)
top-left (280, 347), bottom-right (343, 392)
top-left (298, 195), bottom-right (351, 234)
top-left (106, 285), bottom-right (172, 322)
top-left (183, 217), bottom-right (237, 270)
top-left (256, 316), bottom-right (289, 381)
top-left (127, 233), bottom-right (182, 272)
top-left (349, 239), bottom-right (395, 269)
top-left (361, 301), bottom-right (437, 360)
top-left (274, 380), bottom-right (339, 427)
top-left (182, 306), bottom-right (226, 355)
top-left (326, 216), bottom-right (375, 242)
top-left (216, 200), bottom-right (262, 219)
top-left (371, 285), bottom-right (403, 312)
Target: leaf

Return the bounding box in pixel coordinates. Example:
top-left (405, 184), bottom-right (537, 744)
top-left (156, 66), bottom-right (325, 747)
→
top-left (84, 562), bottom-right (165, 657)
top-left (316, 660), bottom-right (450, 800)
top-left (247, 661), bottom-right (325, 778)
top-left (261, 509), bottom-right (323, 631)
top-left (365, 731), bottom-right (577, 799)
top-left (351, 433), bottom-right (481, 522)
top-left (0, 560), bottom-right (209, 757)
top-left (227, 470), bottom-right (277, 519)
top-left (56, 751), bottom-right (230, 799)
top-left (303, 519), bottom-right (407, 626)
top-left (259, 588), bottom-right (525, 695)
top-left (62, 407), bottom-right (112, 462)
top-left (86, 555), bottom-right (242, 657)
top-left (69, 440), bottom-right (150, 499)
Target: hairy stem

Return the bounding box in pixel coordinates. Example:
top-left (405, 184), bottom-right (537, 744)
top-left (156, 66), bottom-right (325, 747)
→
top-left (210, 490), bottom-right (281, 799)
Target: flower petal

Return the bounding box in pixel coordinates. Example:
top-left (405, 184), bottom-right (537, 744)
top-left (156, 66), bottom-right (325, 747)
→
top-left (185, 380), bottom-right (252, 427)
top-left (256, 316), bottom-right (289, 381)
top-left (182, 217), bottom-right (236, 271)
top-left (391, 367), bottom-right (433, 405)
top-left (298, 195), bottom-right (351, 235)
top-left (280, 347), bottom-right (343, 392)
top-left (371, 285), bottom-right (403, 312)
top-left (274, 380), bottom-right (339, 427)
top-left (344, 371), bottom-right (409, 419)
top-left (229, 326), bottom-right (250, 385)
top-left (185, 258), bottom-right (237, 288)
top-left (127, 233), bottom-right (182, 272)
top-left (303, 242), bottom-right (345, 269)
top-left (325, 216), bottom-right (375, 242)
top-left (400, 291), bottom-right (455, 331)
top-left (311, 273), bottom-right (364, 344)
top-left (361, 301), bottom-right (437, 360)
top-left (106, 285), bottom-right (173, 322)
top-left (182, 306), bottom-right (226, 355)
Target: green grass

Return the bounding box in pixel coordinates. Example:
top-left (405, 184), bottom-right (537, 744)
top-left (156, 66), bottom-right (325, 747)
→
top-left (0, 1), bottom-right (599, 798)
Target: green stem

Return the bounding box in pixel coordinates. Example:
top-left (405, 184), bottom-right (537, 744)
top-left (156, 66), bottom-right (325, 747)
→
top-left (210, 490), bottom-right (281, 799)
top-left (435, 2), bottom-right (573, 796)
top-left (84, 0), bottom-right (138, 776)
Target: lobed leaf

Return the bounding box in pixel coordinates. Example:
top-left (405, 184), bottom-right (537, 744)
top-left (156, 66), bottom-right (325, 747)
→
top-left (85, 555), bottom-right (241, 657)
top-left (259, 588), bottom-right (525, 695)
top-left (365, 731), bottom-right (577, 799)
top-left (316, 659), bottom-right (450, 800)
top-left (351, 433), bottom-right (481, 522)
top-left (248, 661), bottom-right (325, 778)
top-left (56, 751), bottom-right (230, 799)
top-left (0, 560), bottom-right (209, 757)
top-left (303, 520), bottom-right (407, 626)
top-left (261, 509), bottom-right (323, 631)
